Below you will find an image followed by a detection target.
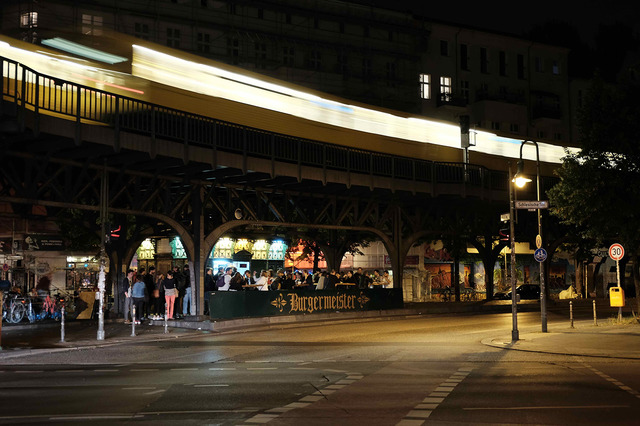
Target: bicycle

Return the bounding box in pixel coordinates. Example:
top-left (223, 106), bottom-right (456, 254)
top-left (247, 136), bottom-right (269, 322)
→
top-left (2, 292), bottom-right (27, 323)
top-left (35, 293), bottom-right (66, 321)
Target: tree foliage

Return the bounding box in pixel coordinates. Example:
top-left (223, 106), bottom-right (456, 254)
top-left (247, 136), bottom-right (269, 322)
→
top-left (548, 64), bottom-right (640, 307)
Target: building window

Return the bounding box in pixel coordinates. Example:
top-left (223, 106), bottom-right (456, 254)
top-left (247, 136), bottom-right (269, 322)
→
top-left (535, 57), bottom-right (544, 72)
top-left (134, 22), bottom-right (149, 40)
top-left (338, 53), bottom-right (348, 77)
top-left (536, 130), bottom-right (546, 139)
top-left (167, 27), bottom-right (180, 48)
top-left (201, 0), bottom-right (208, 7)
top-left (440, 40), bottom-right (449, 56)
top-left (255, 42), bottom-right (267, 69)
top-left (229, 3), bottom-right (237, 14)
top-left (313, 17), bottom-right (319, 29)
top-left (197, 32), bottom-right (210, 53)
top-left (491, 121), bottom-right (500, 131)
top-left (480, 48), bottom-right (488, 73)
top-left (509, 123), bottom-right (519, 133)
top-left (499, 51), bottom-right (507, 76)
top-left (554, 132), bottom-right (563, 140)
top-left (20, 12), bottom-right (38, 28)
top-left (460, 80), bottom-right (469, 102)
top-left (309, 50), bottom-right (321, 70)
top-left (552, 60), bottom-right (560, 75)
top-left (517, 54), bottom-right (525, 79)
top-left (286, 14), bottom-right (291, 24)
top-left (419, 73), bottom-right (431, 99)
top-left (440, 76), bottom-right (452, 101)
top-left (386, 62), bottom-right (396, 86)
top-left (227, 37), bottom-right (240, 64)
top-left (82, 14), bottom-right (103, 36)
top-left (362, 58), bottom-right (372, 80)
top-left (283, 46), bottom-right (295, 66)
top-left (460, 44), bottom-right (469, 71)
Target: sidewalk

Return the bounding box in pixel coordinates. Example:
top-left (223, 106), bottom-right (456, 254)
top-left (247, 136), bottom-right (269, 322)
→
top-left (482, 319), bottom-right (640, 359)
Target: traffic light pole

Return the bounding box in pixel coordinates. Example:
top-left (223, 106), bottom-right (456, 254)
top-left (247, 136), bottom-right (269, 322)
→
top-left (97, 164), bottom-right (108, 341)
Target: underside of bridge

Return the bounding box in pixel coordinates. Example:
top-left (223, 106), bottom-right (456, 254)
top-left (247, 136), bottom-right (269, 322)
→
top-left (0, 67), bottom-right (514, 313)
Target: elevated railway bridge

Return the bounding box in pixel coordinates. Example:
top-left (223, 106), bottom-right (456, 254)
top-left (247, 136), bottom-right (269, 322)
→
top-left (0, 34), bottom-right (568, 314)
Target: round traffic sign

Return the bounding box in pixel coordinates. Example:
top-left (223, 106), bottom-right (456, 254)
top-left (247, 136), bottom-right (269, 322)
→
top-left (534, 248), bottom-right (547, 263)
top-left (609, 243), bottom-right (624, 261)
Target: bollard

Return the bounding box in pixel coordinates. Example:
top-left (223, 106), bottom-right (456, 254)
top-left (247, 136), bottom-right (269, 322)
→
top-left (60, 306), bottom-right (65, 342)
top-left (593, 299), bottom-right (598, 326)
top-left (131, 306), bottom-right (136, 337)
top-left (570, 301), bottom-right (574, 328)
top-left (164, 309), bottom-right (168, 334)
top-left (0, 290), bottom-right (3, 350)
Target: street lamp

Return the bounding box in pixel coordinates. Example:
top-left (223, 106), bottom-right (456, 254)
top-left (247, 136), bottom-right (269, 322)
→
top-left (508, 163), bottom-right (519, 342)
top-left (514, 140), bottom-right (547, 333)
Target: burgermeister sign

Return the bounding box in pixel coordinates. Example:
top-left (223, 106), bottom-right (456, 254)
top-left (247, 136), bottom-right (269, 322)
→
top-left (270, 292), bottom-right (370, 314)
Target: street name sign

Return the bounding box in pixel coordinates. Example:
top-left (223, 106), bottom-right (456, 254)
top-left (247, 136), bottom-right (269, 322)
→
top-left (515, 200), bottom-right (549, 209)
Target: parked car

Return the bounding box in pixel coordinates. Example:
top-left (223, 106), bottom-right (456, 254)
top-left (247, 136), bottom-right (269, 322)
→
top-left (510, 284), bottom-right (541, 300)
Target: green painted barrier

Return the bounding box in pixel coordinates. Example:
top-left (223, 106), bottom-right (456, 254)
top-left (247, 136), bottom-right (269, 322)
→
top-left (209, 288), bottom-right (404, 319)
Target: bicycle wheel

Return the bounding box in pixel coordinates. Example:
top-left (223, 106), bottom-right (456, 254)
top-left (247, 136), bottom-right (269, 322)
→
top-left (10, 302), bottom-right (25, 323)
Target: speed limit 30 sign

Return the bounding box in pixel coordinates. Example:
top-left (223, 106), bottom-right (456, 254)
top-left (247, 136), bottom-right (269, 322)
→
top-left (609, 243), bottom-right (624, 261)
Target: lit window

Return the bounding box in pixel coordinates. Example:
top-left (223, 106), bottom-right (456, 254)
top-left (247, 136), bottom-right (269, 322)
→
top-left (82, 14), bottom-right (103, 36)
top-left (419, 73), bottom-right (431, 99)
top-left (440, 76), bottom-right (452, 101)
top-left (552, 60), bottom-right (560, 75)
top-left (20, 12), bottom-right (38, 28)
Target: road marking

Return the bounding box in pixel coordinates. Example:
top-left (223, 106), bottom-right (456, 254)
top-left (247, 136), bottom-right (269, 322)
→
top-left (400, 367), bottom-right (473, 424)
top-left (325, 384), bottom-right (346, 389)
top-left (582, 362), bottom-right (640, 400)
top-left (144, 389), bottom-right (166, 395)
top-left (122, 387), bottom-right (156, 390)
top-left (170, 368), bottom-right (198, 371)
top-left (463, 405), bottom-right (629, 410)
top-left (299, 395), bottom-right (324, 402)
top-left (247, 367), bottom-right (277, 370)
top-left (209, 367), bottom-right (236, 370)
top-left (14, 370), bottom-right (43, 374)
top-left (406, 410), bottom-right (432, 419)
top-left (131, 368), bottom-right (159, 372)
top-left (245, 413), bottom-right (279, 423)
top-left (93, 369), bottom-right (119, 372)
top-left (50, 415), bottom-right (138, 420)
top-left (194, 384), bottom-right (229, 387)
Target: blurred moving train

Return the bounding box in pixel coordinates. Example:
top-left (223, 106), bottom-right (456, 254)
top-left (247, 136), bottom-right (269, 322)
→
top-left (0, 32), bottom-right (577, 174)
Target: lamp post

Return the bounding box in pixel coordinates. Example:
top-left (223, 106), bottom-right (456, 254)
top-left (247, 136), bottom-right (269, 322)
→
top-left (508, 163), bottom-right (519, 342)
top-left (514, 140), bottom-right (547, 333)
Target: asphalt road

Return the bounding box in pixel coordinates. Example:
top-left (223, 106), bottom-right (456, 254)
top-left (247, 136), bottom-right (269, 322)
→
top-left (1, 311), bottom-right (639, 425)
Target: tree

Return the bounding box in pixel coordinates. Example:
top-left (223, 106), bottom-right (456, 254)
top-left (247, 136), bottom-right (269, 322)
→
top-left (548, 66), bottom-right (640, 311)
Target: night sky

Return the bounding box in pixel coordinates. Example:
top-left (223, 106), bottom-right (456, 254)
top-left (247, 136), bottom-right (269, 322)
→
top-left (362, 0), bottom-right (638, 46)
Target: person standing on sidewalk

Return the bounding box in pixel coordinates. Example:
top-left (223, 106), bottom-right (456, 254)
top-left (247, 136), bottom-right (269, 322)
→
top-left (182, 264), bottom-right (191, 317)
top-left (131, 274), bottom-right (146, 324)
top-left (144, 266), bottom-right (157, 320)
top-left (163, 271), bottom-right (178, 319)
top-left (122, 269), bottom-right (134, 323)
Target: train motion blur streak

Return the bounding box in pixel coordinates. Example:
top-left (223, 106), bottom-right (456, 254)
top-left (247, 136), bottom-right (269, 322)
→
top-left (1, 34), bottom-right (576, 167)
top-left (131, 45), bottom-right (575, 165)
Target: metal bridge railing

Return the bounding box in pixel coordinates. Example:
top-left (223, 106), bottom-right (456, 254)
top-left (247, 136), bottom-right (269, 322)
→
top-left (1, 56), bottom-right (504, 191)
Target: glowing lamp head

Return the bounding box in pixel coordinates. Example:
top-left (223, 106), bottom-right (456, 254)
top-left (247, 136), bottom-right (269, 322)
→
top-left (514, 176), bottom-right (532, 188)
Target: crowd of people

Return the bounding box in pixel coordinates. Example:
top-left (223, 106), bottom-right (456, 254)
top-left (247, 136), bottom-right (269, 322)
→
top-left (122, 264), bottom-right (192, 323)
top-left (204, 266), bottom-right (392, 293)
top-left (122, 264), bottom-right (393, 322)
